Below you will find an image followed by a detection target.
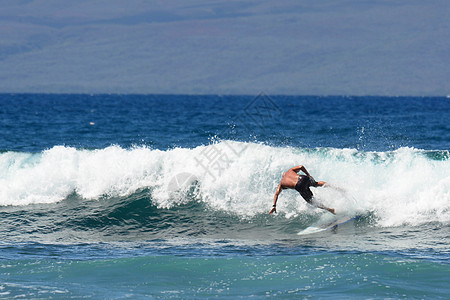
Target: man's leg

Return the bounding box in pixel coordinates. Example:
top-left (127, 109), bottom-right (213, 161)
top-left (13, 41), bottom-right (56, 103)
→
top-left (310, 198), bottom-right (335, 214)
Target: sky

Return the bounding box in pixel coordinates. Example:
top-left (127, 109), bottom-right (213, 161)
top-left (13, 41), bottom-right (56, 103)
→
top-left (0, 0), bottom-right (449, 96)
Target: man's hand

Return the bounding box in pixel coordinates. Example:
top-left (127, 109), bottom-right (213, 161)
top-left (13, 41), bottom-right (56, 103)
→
top-left (269, 206), bottom-right (277, 214)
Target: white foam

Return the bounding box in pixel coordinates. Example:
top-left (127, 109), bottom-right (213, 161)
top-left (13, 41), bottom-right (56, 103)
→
top-left (0, 142), bottom-right (449, 227)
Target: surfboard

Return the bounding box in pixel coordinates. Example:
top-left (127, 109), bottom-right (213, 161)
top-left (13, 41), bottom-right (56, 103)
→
top-left (321, 215), bottom-right (359, 231)
top-left (297, 215), bottom-right (359, 235)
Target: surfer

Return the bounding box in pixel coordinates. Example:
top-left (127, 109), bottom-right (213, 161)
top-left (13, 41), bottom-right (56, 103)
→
top-left (269, 165), bottom-right (335, 215)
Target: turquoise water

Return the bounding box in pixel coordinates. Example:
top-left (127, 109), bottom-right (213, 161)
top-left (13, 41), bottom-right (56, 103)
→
top-left (0, 94), bottom-right (449, 298)
top-left (2, 253), bottom-right (448, 298)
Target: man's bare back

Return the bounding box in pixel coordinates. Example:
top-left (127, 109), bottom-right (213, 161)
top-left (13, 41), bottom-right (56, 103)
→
top-left (269, 165), bottom-right (335, 215)
top-left (279, 168), bottom-right (302, 189)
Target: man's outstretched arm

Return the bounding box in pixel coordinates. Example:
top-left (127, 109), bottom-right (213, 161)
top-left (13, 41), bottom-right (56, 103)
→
top-left (269, 184), bottom-right (282, 214)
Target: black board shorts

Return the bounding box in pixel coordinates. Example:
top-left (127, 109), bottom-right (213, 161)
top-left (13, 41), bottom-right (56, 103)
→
top-left (295, 175), bottom-right (318, 203)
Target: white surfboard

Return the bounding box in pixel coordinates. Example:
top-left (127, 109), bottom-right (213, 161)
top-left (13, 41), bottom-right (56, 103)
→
top-left (298, 215), bottom-right (359, 235)
top-left (321, 215), bottom-right (358, 231)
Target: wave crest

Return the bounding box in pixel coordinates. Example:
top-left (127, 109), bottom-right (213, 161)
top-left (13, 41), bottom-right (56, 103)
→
top-left (0, 142), bottom-right (449, 227)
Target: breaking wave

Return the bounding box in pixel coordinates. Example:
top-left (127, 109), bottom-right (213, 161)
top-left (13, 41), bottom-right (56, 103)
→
top-left (0, 142), bottom-right (449, 228)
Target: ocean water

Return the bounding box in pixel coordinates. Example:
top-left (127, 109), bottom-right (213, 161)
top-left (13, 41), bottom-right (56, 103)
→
top-left (0, 93), bottom-right (449, 298)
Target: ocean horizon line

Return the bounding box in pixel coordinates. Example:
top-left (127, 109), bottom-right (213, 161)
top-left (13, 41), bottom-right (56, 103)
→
top-left (1, 92), bottom-right (449, 98)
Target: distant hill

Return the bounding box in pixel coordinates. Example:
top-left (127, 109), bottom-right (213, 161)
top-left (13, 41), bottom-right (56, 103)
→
top-left (0, 0), bottom-right (448, 96)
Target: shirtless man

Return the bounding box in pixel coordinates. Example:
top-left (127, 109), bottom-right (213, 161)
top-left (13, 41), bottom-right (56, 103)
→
top-left (269, 165), bottom-right (335, 215)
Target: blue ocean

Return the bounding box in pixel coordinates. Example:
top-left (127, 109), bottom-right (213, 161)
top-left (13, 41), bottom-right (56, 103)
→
top-left (0, 94), bottom-right (448, 298)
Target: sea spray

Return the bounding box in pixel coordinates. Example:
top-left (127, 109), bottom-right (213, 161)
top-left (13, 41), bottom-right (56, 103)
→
top-left (0, 142), bottom-right (448, 228)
